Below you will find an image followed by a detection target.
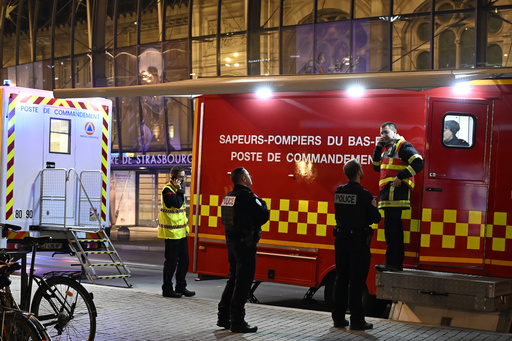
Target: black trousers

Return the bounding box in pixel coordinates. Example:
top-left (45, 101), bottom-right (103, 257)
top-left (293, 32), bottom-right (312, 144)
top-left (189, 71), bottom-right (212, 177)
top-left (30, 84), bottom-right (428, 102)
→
top-left (331, 232), bottom-right (371, 324)
top-left (218, 238), bottom-right (257, 325)
top-left (383, 208), bottom-right (404, 267)
top-left (162, 237), bottom-right (189, 292)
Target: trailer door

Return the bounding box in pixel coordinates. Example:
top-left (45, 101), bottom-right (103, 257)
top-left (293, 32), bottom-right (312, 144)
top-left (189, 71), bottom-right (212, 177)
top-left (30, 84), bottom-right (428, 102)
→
top-left (42, 115), bottom-right (77, 226)
top-left (420, 98), bottom-right (491, 268)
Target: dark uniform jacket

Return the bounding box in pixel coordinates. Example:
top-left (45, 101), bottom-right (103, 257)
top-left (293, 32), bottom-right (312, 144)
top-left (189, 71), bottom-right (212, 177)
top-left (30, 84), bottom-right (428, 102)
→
top-left (221, 184), bottom-right (269, 247)
top-left (334, 181), bottom-right (381, 248)
top-left (445, 137), bottom-right (469, 147)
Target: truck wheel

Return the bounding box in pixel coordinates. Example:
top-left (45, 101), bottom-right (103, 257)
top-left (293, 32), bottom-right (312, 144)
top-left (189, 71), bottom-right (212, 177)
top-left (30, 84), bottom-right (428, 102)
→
top-left (362, 286), bottom-right (390, 317)
top-left (323, 272), bottom-right (335, 309)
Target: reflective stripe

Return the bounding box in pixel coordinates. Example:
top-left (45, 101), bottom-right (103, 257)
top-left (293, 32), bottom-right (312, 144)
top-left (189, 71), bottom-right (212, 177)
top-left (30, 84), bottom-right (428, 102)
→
top-left (379, 177), bottom-right (415, 189)
top-left (406, 165), bottom-right (416, 176)
top-left (160, 208), bottom-right (187, 214)
top-left (408, 153), bottom-right (423, 164)
top-left (159, 223), bottom-right (188, 230)
top-left (403, 178), bottom-right (415, 188)
top-left (158, 182), bottom-right (188, 239)
top-left (381, 163), bottom-right (407, 170)
top-left (379, 142), bottom-right (415, 191)
top-left (379, 177), bottom-right (396, 187)
top-left (378, 200), bottom-right (411, 208)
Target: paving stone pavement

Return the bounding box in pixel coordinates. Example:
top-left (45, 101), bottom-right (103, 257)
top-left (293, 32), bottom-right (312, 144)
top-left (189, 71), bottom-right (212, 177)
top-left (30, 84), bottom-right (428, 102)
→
top-left (87, 284), bottom-right (512, 341)
top-left (12, 276), bottom-right (512, 341)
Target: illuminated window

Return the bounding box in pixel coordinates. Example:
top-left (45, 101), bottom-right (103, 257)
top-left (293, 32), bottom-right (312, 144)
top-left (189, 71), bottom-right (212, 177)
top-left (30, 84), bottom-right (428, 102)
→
top-left (442, 114), bottom-right (474, 148)
top-left (50, 118), bottom-right (71, 154)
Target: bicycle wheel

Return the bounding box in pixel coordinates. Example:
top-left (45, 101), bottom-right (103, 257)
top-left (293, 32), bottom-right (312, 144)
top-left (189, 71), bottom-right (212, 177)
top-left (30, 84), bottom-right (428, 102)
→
top-left (1, 310), bottom-right (49, 341)
top-left (31, 276), bottom-right (97, 341)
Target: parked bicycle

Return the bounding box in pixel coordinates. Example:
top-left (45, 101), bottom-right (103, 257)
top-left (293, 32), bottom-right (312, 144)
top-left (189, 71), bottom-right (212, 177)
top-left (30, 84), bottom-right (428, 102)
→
top-left (0, 255), bottom-right (50, 340)
top-left (1, 223), bottom-right (97, 340)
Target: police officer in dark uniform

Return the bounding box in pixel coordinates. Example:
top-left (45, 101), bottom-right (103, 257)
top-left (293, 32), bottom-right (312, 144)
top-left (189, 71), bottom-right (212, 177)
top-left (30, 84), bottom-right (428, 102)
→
top-left (217, 167), bottom-right (269, 333)
top-left (332, 159), bottom-right (381, 330)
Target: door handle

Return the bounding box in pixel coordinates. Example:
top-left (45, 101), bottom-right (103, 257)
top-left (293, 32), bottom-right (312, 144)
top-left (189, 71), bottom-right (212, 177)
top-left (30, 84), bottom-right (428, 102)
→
top-left (429, 172), bottom-right (446, 177)
top-left (426, 187), bottom-right (442, 192)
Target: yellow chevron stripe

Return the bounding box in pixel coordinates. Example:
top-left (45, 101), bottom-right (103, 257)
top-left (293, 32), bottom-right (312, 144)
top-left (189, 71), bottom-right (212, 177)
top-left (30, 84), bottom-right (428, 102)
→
top-left (40, 97), bottom-right (52, 105)
top-left (55, 99), bottom-right (70, 107)
top-left (27, 96), bottom-right (38, 104)
top-left (8, 99), bottom-right (17, 112)
top-left (101, 105), bottom-right (109, 221)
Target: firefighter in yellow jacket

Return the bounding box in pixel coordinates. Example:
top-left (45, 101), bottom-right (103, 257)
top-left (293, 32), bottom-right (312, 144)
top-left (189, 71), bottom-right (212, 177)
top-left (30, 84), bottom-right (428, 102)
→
top-left (158, 166), bottom-right (195, 298)
top-left (372, 122), bottom-right (423, 272)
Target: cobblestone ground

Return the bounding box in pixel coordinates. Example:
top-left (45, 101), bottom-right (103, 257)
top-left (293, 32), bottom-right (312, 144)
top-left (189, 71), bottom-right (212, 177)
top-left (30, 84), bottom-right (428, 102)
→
top-left (10, 277), bottom-right (512, 341)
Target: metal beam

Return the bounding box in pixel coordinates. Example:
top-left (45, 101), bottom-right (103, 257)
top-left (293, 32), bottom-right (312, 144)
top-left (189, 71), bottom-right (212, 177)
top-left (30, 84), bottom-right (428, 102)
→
top-left (53, 68), bottom-right (512, 99)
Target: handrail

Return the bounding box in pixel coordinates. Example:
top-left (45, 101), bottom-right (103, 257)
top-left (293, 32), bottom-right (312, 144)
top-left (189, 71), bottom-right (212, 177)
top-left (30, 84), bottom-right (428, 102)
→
top-left (69, 168), bottom-right (103, 232)
top-left (39, 168), bottom-right (102, 232)
top-left (40, 168), bottom-right (68, 227)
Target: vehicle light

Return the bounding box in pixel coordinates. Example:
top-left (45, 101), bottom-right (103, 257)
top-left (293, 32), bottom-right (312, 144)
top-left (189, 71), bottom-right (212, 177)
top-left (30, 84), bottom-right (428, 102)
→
top-left (452, 82), bottom-right (471, 95)
top-left (347, 85), bottom-right (364, 97)
top-left (256, 87), bottom-right (272, 99)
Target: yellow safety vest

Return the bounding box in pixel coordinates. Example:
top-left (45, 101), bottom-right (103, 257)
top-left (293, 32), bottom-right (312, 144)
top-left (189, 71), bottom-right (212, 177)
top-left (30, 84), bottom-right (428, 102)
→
top-left (158, 183), bottom-right (189, 239)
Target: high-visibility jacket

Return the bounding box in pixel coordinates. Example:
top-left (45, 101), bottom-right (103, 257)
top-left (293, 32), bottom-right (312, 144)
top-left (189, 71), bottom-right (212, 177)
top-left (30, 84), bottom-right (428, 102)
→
top-left (378, 139), bottom-right (417, 191)
top-left (158, 183), bottom-right (189, 239)
top-left (373, 138), bottom-right (423, 209)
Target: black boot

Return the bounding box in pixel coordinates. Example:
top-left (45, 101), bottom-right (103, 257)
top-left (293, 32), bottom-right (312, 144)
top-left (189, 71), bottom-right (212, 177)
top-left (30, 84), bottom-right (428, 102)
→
top-left (231, 322), bottom-right (258, 333)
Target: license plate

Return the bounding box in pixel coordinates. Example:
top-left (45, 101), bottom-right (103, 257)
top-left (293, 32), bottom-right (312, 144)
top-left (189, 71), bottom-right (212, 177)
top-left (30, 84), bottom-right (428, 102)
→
top-left (39, 243), bottom-right (63, 250)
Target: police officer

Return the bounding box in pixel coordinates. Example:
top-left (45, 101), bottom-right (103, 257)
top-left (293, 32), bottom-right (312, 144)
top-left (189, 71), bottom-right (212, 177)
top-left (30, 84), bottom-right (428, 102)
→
top-left (217, 167), bottom-right (269, 333)
top-left (332, 159), bottom-right (381, 330)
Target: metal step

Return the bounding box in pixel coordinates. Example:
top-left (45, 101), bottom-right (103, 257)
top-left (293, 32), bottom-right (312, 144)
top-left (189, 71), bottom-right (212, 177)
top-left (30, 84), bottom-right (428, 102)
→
top-left (67, 226), bottom-right (101, 233)
top-left (94, 275), bottom-right (132, 280)
top-left (75, 238), bottom-right (109, 243)
top-left (67, 229), bottom-right (132, 287)
top-left (90, 263), bottom-right (125, 267)
top-left (376, 269), bottom-right (512, 312)
top-left (85, 251), bottom-right (116, 255)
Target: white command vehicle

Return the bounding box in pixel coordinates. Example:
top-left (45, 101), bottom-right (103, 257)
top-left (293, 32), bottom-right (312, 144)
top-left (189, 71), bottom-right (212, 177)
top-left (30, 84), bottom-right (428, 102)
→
top-left (0, 85), bottom-right (111, 252)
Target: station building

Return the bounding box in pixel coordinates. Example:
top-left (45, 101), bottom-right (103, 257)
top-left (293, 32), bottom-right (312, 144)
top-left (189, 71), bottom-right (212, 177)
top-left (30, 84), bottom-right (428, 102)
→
top-left (1, 0), bottom-right (511, 227)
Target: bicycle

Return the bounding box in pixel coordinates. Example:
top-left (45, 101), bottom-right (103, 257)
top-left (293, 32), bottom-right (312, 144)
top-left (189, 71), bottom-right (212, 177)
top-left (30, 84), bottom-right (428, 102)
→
top-left (0, 257), bottom-right (51, 340)
top-left (1, 223), bottom-right (97, 340)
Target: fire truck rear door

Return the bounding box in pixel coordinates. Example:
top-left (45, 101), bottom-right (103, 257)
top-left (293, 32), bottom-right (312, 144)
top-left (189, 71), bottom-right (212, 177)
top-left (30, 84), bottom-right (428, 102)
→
top-left (420, 98), bottom-right (492, 269)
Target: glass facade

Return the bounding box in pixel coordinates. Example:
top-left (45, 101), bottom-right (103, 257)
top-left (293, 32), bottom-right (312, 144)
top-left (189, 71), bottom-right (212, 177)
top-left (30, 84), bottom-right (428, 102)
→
top-left (2, 0), bottom-right (512, 225)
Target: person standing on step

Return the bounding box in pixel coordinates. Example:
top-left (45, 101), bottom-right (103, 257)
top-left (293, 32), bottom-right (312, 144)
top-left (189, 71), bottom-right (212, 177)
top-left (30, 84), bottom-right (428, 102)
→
top-left (373, 122), bottom-right (423, 272)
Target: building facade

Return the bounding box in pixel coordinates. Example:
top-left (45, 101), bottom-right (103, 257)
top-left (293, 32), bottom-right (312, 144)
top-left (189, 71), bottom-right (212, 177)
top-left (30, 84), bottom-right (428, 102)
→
top-left (1, 0), bottom-right (512, 226)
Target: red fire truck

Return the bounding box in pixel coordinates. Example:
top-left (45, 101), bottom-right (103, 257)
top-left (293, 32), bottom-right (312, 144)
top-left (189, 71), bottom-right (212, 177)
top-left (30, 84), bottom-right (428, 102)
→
top-left (53, 70), bottom-right (512, 330)
top-left (188, 78), bottom-right (512, 319)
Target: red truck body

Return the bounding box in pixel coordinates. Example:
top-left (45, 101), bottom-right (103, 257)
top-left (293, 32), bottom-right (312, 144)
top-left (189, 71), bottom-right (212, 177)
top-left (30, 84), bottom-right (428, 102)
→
top-left (189, 80), bottom-right (512, 301)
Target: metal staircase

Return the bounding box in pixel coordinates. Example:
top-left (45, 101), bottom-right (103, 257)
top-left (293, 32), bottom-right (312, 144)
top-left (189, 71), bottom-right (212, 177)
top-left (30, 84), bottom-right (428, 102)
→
top-left (38, 168), bottom-right (132, 287)
top-left (67, 228), bottom-right (131, 287)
